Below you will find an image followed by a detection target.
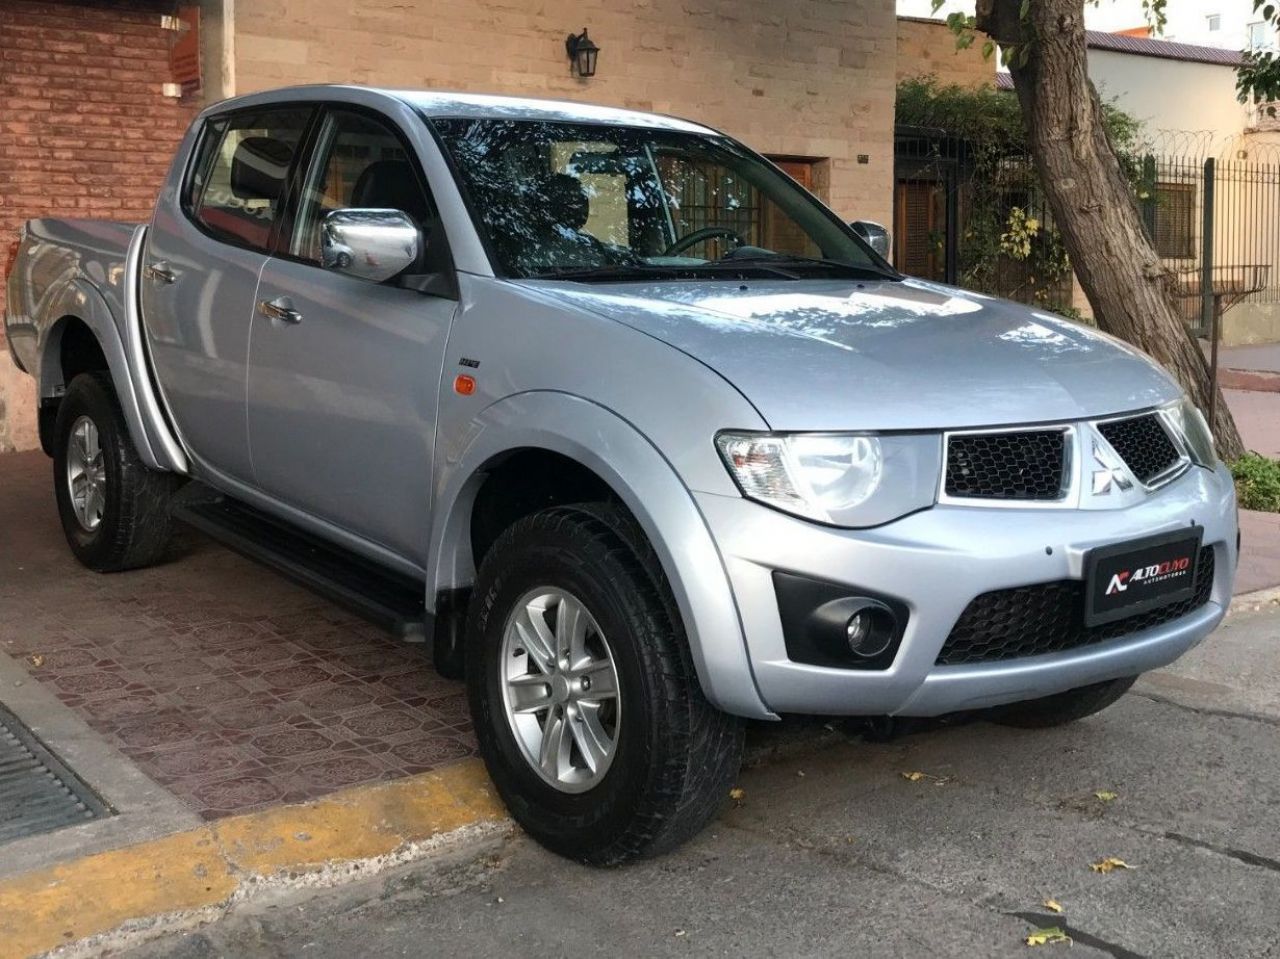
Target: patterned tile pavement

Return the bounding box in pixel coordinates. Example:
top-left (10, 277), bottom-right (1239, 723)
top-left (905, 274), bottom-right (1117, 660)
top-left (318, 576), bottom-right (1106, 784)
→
top-left (0, 451), bottom-right (476, 819)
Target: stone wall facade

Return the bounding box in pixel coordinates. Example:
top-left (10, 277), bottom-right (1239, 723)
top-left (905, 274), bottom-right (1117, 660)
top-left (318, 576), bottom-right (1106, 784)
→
top-left (217, 0), bottom-right (897, 226)
top-left (896, 16), bottom-right (995, 89)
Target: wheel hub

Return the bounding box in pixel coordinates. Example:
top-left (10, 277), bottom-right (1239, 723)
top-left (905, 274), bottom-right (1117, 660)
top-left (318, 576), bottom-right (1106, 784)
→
top-left (500, 588), bottom-right (621, 793)
top-left (66, 415), bottom-right (106, 533)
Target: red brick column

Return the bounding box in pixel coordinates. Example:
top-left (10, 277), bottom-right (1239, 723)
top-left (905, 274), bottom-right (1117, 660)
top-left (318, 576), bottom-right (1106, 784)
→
top-left (0, 0), bottom-right (201, 450)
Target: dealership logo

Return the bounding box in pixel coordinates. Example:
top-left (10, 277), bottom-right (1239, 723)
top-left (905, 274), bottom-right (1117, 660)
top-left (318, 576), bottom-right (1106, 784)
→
top-left (1091, 437), bottom-right (1134, 497)
top-left (1105, 556), bottom-right (1193, 595)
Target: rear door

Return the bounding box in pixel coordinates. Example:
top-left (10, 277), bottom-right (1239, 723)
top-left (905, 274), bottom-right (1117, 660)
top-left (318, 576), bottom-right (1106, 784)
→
top-left (141, 105), bottom-right (314, 482)
top-left (245, 106), bottom-right (457, 563)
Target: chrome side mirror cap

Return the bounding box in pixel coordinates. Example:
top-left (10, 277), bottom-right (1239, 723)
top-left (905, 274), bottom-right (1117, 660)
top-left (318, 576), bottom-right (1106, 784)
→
top-left (321, 209), bottom-right (420, 283)
top-left (851, 220), bottom-right (891, 259)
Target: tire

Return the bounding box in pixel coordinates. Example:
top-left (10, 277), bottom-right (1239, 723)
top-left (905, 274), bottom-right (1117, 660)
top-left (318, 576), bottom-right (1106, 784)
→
top-left (52, 372), bottom-right (176, 572)
top-left (990, 676), bottom-right (1137, 729)
top-left (466, 502), bottom-right (745, 865)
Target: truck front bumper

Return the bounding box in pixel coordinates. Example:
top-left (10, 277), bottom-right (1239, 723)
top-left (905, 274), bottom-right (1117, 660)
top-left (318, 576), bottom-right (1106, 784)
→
top-left (696, 462), bottom-right (1238, 717)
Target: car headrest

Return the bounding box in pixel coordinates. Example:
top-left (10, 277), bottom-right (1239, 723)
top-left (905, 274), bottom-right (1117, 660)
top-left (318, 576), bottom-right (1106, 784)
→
top-left (527, 173), bottom-right (590, 231)
top-left (351, 160), bottom-right (430, 223)
top-left (229, 136), bottom-right (294, 202)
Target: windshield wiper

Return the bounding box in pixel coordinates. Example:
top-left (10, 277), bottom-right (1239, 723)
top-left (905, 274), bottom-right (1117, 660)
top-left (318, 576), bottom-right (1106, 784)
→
top-left (722, 253), bottom-right (897, 280)
top-left (530, 261), bottom-right (802, 282)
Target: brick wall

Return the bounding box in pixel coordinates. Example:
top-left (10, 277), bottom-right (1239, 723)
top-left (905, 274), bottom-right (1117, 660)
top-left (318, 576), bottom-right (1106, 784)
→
top-left (896, 16), bottom-right (995, 88)
top-left (0, 0), bottom-right (200, 452)
top-left (224, 0), bottom-right (898, 228)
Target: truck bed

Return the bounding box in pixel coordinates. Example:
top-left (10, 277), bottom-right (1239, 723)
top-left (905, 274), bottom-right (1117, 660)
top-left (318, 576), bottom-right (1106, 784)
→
top-left (5, 218), bottom-right (139, 376)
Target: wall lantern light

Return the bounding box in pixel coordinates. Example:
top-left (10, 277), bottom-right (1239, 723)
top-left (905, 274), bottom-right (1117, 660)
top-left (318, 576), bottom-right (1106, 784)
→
top-left (565, 28), bottom-right (600, 78)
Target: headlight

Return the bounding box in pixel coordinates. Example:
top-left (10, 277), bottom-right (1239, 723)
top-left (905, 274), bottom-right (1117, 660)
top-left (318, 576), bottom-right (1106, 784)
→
top-left (1164, 398), bottom-right (1217, 467)
top-left (715, 431), bottom-right (941, 527)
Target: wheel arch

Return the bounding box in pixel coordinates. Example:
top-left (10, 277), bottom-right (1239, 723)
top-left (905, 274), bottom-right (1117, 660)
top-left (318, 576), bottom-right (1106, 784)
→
top-left (36, 284), bottom-right (163, 469)
top-left (428, 391), bottom-right (774, 720)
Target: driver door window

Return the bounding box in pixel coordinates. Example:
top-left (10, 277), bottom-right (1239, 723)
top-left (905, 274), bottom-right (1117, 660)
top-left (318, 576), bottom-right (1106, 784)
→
top-left (289, 110), bottom-right (435, 265)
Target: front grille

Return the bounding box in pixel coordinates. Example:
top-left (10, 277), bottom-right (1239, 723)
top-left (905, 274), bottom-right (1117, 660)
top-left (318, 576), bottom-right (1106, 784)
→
top-left (945, 430), bottom-right (1067, 500)
top-left (1097, 413), bottom-right (1182, 485)
top-left (936, 546), bottom-right (1215, 666)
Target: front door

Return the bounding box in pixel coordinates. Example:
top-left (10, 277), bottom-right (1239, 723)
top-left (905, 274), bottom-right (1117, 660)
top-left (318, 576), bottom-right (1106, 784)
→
top-left (141, 105), bottom-right (313, 482)
top-left (245, 107), bottom-right (456, 564)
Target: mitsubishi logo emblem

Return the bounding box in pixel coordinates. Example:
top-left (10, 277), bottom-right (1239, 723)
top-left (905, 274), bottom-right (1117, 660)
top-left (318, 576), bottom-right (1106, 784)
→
top-left (1091, 437), bottom-right (1133, 496)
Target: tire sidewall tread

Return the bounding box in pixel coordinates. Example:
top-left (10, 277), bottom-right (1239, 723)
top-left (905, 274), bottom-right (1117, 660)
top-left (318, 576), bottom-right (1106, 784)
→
top-left (52, 372), bottom-right (175, 573)
top-left (466, 503), bottom-right (744, 865)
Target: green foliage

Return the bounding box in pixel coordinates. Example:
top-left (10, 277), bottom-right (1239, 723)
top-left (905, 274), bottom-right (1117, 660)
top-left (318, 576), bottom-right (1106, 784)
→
top-left (1237, 2), bottom-right (1280, 107)
top-left (895, 78), bottom-right (1142, 317)
top-left (1231, 453), bottom-right (1280, 512)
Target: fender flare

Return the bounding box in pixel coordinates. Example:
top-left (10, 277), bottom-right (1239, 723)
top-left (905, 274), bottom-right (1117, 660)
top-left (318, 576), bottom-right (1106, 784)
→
top-left (36, 278), bottom-right (165, 470)
top-left (34, 227), bottom-right (188, 474)
top-left (427, 391), bottom-right (775, 720)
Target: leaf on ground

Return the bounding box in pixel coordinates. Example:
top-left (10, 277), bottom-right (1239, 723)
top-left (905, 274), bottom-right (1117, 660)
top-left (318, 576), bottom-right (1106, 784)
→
top-left (1094, 790), bottom-right (1118, 802)
top-left (1025, 926), bottom-right (1072, 947)
top-left (1090, 856), bottom-right (1132, 873)
top-left (1042, 898), bottom-right (1064, 914)
top-left (901, 770), bottom-right (953, 785)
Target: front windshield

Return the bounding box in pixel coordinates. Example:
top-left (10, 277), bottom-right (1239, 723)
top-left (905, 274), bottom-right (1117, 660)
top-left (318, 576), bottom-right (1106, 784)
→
top-left (430, 117), bottom-right (890, 280)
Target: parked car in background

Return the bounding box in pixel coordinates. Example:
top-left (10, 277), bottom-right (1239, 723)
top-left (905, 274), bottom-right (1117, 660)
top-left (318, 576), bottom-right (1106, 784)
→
top-left (4, 86), bottom-right (1238, 863)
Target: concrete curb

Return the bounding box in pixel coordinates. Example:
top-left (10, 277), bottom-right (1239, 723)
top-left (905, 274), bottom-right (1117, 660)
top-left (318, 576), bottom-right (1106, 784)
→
top-left (1230, 584), bottom-right (1280, 613)
top-left (0, 760), bottom-right (507, 959)
top-left (1220, 368), bottom-right (1280, 393)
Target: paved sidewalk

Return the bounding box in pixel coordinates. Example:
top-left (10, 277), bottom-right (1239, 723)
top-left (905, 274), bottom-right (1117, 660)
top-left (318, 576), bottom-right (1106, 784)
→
top-left (1218, 343), bottom-right (1280, 392)
top-left (1227, 389), bottom-right (1280, 457)
top-left (1220, 342), bottom-right (1280, 372)
top-left (0, 451), bottom-right (474, 821)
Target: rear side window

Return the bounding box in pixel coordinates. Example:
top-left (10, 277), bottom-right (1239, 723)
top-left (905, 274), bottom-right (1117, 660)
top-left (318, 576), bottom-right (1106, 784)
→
top-left (187, 107), bottom-right (312, 253)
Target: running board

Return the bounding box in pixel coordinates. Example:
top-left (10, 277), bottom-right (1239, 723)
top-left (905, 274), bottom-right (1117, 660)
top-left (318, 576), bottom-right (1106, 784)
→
top-left (172, 485), bottom-right (429, 642)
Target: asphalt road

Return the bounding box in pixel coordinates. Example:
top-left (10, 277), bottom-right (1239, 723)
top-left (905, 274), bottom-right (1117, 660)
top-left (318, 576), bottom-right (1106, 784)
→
top-left (128, 597), bottom-right (1280, 959)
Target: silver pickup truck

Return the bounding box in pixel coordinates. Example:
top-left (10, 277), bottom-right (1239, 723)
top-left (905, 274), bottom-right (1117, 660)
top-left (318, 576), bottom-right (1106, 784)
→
top-left (4, 85), bottom-right (1237, 864)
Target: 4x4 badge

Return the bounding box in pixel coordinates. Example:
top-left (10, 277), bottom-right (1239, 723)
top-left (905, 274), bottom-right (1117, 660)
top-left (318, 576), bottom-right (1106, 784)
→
top-left (1091, 437), bottom-right (1133, 496)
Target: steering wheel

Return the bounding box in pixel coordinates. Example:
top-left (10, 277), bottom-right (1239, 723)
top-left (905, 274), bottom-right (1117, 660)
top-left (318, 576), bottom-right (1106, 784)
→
top-left (662, 226), bottom-right (745, 257)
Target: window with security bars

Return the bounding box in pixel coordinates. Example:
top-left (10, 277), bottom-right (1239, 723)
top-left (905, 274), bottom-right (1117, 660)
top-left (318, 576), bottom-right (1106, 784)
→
top-left (1153, 182), bottom-right (1196, 259)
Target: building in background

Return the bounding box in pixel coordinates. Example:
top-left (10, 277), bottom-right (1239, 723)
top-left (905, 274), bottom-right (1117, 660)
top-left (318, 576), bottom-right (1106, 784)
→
top-left (897, 0), bottom-right (1280, 53)
top-left (0, 0), bottom-right (901, 452)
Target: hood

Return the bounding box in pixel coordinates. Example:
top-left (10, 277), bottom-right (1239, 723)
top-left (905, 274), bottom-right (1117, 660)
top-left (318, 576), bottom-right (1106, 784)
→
top-left (518, 276), bottom-right (1182, 431)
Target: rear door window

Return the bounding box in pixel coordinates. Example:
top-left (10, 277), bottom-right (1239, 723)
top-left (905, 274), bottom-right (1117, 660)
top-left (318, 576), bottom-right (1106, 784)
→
top-left (187, 107), bottom-right (313, 252)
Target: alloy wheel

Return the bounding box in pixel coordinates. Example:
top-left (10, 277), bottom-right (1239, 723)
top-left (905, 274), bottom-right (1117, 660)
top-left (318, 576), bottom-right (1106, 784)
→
top-left (500, 588), bottom-right (621, 793)
top-left (66, 415), bottom-right (106, 532)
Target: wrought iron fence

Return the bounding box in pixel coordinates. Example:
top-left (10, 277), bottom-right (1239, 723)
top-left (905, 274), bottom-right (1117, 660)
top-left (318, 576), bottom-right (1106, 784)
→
top-left (893, 126), bottom-right (1280, 334)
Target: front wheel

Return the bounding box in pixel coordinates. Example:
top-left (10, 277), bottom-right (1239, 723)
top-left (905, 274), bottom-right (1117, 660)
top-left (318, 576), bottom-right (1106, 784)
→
top-left (989, 676), bottom-right (1137, 729)
top-left (52, 372), bottom-right (176, 572)
top-left (466, 503), bottom-right (744, 865)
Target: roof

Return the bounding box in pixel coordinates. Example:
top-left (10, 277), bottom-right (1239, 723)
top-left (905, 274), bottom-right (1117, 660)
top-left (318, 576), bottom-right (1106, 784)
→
top-left (1085, 30), bottom-right (1245, 67)
top-left (392, 90), bottom-right (715, 132)
top-left (200, 85), bottom-right (717, 134)
top-left (995, 30), bottom-right (1243, 89)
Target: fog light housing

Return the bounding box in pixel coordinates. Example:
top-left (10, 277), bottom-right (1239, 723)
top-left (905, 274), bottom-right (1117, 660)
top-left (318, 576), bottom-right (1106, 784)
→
top-left (773, 571), bottom-right (908, 671)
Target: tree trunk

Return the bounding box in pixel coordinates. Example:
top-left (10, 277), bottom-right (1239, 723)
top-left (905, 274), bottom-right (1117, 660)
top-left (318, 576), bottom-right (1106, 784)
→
top-left (975, 0), bottom-right (1246, 460)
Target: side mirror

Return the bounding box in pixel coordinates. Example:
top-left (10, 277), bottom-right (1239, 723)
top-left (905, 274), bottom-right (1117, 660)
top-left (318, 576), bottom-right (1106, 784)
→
top-left (851, 220), bottom-right (891, 259)
top-left (321, 209), bottom-right (420, 283)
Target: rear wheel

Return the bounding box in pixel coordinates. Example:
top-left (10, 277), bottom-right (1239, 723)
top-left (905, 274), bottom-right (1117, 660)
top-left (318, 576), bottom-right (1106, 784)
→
top-left (990, 676), bottom-right (1137, 729)
top-left (466, 503), bottom-right (744, 865)
top-left (52, 372), bottom-right (176, 572)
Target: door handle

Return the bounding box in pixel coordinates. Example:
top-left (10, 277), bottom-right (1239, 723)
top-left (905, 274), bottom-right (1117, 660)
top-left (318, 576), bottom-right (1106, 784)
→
top-left (145, 260), bottom-right (176, 284)
top-left (258, 296), bottom-right (303, 325)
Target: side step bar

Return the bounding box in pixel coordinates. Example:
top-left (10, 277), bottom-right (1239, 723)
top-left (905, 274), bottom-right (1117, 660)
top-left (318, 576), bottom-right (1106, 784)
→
top-left (172, 485), bottom-right (430, 642)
